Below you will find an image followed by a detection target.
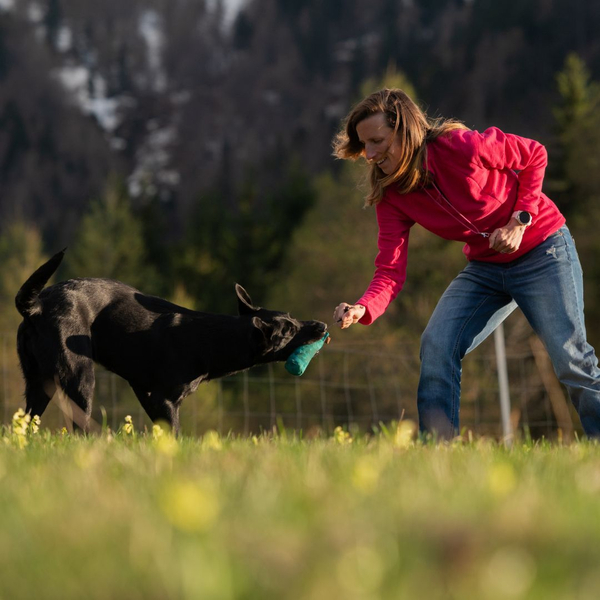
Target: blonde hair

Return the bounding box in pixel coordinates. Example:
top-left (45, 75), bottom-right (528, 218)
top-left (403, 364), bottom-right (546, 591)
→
top-left (333, 88), bottom-right (468, 206)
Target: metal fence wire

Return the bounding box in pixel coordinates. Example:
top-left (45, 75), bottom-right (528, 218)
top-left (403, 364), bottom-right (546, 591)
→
top-left (0, 332), bottom-right (583, 440)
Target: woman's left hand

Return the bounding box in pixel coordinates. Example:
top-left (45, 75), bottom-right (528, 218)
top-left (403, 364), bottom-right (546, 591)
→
top-left (488, 218), bottom-right (527, 254)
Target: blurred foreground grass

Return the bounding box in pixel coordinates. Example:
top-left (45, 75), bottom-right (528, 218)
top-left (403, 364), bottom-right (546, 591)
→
top-left (1, 414), bottom-right (600, 600)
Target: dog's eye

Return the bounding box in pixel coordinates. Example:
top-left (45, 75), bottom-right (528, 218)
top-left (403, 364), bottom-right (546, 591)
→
top-left (279, 321), bottom-right (297, 336)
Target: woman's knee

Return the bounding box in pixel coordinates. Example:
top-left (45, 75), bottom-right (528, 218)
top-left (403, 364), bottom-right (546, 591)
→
top-left (420, 324), bottom-right (452, 361)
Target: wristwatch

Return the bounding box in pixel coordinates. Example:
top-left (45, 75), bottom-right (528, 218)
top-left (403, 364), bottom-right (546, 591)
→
top-left (512, 211), bottom-right (532, 226)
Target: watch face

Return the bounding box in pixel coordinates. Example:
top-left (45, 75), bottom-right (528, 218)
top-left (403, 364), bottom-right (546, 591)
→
top-left (519, 211), bottom-right (532, 225)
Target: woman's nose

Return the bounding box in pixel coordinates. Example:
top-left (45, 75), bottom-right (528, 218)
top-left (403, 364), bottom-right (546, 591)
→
top-left (365, 146), bottom-right (377, 161)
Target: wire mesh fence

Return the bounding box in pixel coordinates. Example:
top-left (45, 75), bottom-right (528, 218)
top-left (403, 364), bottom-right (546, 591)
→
top-left (0, 331), bottom-right (583, 439)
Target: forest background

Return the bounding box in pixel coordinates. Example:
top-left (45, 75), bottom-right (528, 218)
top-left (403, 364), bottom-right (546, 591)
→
top-left (1, 0), bottom-right (600, 434)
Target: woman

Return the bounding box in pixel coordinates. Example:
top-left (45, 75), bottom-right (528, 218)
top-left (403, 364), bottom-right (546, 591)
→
top-left (332, 88), bottom-right (600, 439)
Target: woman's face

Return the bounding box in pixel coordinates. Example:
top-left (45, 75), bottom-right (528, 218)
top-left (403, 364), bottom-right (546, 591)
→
top-left (355, 112), bottom-right (402, 176)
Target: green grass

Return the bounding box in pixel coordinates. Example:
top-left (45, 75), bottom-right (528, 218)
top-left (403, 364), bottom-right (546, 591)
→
top-left (1, 416), bottom-right (600, 600)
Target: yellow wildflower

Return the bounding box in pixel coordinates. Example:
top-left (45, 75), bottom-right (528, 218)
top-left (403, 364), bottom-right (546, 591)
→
top-left (488, 463), bottom-right (517, 496)
top-left (201, 430), bottom-right (222, 451)
top-left (352, 456), bottom-right (381, 492)
top-left (122, 415), bottom-right (134, 436)
top-left (394, 420), bottom-right (416, 449)
top-left (333, 426), bottom-right (353, 445)
top-left (159, 479), bottom-right (220, 532)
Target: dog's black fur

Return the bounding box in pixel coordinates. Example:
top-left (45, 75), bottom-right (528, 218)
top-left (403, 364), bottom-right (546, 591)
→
top-left (15, 250), bottom-right (327, 433)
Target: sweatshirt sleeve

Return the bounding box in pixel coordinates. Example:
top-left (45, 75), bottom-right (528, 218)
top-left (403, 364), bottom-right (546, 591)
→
top-left (473, 127), bottom-right (548, 216)
top-left (355, 199), bottom-right (414, 325)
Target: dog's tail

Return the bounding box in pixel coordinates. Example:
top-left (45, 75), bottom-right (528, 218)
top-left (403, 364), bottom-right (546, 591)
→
top-left (15, 249), bottom-right (66, 318)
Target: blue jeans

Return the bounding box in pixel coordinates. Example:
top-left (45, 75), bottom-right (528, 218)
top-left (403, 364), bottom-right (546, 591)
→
top-left (418, 226), bottom-right (600, 439)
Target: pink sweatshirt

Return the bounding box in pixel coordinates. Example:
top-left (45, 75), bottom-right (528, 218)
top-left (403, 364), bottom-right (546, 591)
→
top-left (356, 127), bottom-right (566, 325)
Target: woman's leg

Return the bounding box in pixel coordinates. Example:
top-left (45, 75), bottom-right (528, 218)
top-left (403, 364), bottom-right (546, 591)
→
top-left (508, 227), bottom-right (600, 438)
top-left (418, 263), bottom-right (516, 439)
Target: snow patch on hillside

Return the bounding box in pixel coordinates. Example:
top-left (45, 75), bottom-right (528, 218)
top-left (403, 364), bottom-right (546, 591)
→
top-left (54, 65), bottom-right (126, 133)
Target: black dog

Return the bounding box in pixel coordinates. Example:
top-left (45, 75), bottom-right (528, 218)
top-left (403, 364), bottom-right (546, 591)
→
top-left (15, 250), bottom-right (327, 433)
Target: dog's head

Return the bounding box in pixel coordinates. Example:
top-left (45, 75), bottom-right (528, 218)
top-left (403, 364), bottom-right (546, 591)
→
top-left (235, 284), bottom-right (328, 361)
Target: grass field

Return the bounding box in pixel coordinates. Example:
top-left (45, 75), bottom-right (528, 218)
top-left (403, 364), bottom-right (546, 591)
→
top-left (1, 413), bottom-right (600, 600)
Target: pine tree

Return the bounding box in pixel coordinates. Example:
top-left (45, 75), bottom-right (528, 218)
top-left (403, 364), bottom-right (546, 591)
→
top-left (553, 53), bottom-right (600, 205)
top-left (176, 159), bottom-right (316, 314)
top-left (0, 221), bottom-right (47, 332)
top-left (359, 64), bottom-right (418, 102)
top-left (64, 178), bottom-right (160, 292)
top-left (552, 54), bottom-right (600, 339)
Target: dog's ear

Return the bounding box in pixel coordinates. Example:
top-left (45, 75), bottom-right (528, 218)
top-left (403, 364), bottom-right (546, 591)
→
top-left (236, 283), bottom-right (259, 315)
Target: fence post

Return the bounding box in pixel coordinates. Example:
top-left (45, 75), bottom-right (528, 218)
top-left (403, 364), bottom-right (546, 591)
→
top-left (494, 323), bottom-right (513, 442)
top-left (343, 350), bottom-right (353, 424)
top-left (366, 361), bottom-right (379, 424)
top-left (243, 371), bottom-right (249, 436)
top-left (318, 352), bottom-right (327, 430)
top-left (268, 363), bottom-right (276, 430)
top-left (111, 373), bottom-right (117, 431)
top-left (2, 334), bottom-right (8, 423)
top-left (295, 377), bottom-right (302, 431)
top-left (217, 380), bottom-right (224, 435)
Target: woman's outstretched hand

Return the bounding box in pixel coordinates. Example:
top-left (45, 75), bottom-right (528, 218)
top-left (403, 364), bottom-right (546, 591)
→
top-left (333, 303), bottom-right (366, 329)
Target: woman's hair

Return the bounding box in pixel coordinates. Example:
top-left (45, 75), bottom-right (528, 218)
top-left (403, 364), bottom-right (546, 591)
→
top-left (333, 88), bottom-right (468, 206)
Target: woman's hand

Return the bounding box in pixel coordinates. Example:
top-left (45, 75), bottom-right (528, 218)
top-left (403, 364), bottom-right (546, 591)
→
top-left (488, 218), bottom-right (527, 254)
top-left (333, 303), bottom-right (366, 329)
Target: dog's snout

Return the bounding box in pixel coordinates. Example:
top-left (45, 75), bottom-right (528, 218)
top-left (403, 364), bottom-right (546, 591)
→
top-left (301, 319), bottom-right (327, 342)
top-left (304, 319), bottom-right (326, 329)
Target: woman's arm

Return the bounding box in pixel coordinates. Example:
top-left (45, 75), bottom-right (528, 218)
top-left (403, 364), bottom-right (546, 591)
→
top-left (474, 127), bottom-right (548, 217)
top-left (335, 200), bottom-right (414, 327)
top-left (473, 127), bottom-right (547, 253)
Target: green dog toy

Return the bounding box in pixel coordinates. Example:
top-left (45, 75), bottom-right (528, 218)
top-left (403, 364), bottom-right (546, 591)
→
top-left (285, 332), bottom-right (330, 376)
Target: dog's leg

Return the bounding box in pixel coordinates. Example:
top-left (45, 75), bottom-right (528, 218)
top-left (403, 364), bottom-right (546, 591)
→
top-left (131, 386), bottom-right (181, 435)
top-left (56, 360), bottom-right (95, 433)
top-left (17, 326), bottom-right (56, 420)
top-left (24, 378), bottom-right (56, 419)
top-left (158, 399), bottom-right (181, 436)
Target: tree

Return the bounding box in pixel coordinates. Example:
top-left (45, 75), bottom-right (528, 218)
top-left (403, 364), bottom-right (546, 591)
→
top-left (359, 64), bottom-right (418, 103)
top-left (0, 221), bottom-right (47, 332)
top-left (0, 8), bottom-right (117, 246)
top-left (0, 221), bottom-right (48, 418)
top-left (551, 54), bottom-right (600, 342)
top-left (176, 160), bottom-right (316, 313)
top-left (63, 178), bottom-right (160, 292)
top-left (554, 54), bottom-right (598, 133)
top-left (553, 54), bottom-right (600, 205)
top-left (44, 0), bottom-right (63, 50)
